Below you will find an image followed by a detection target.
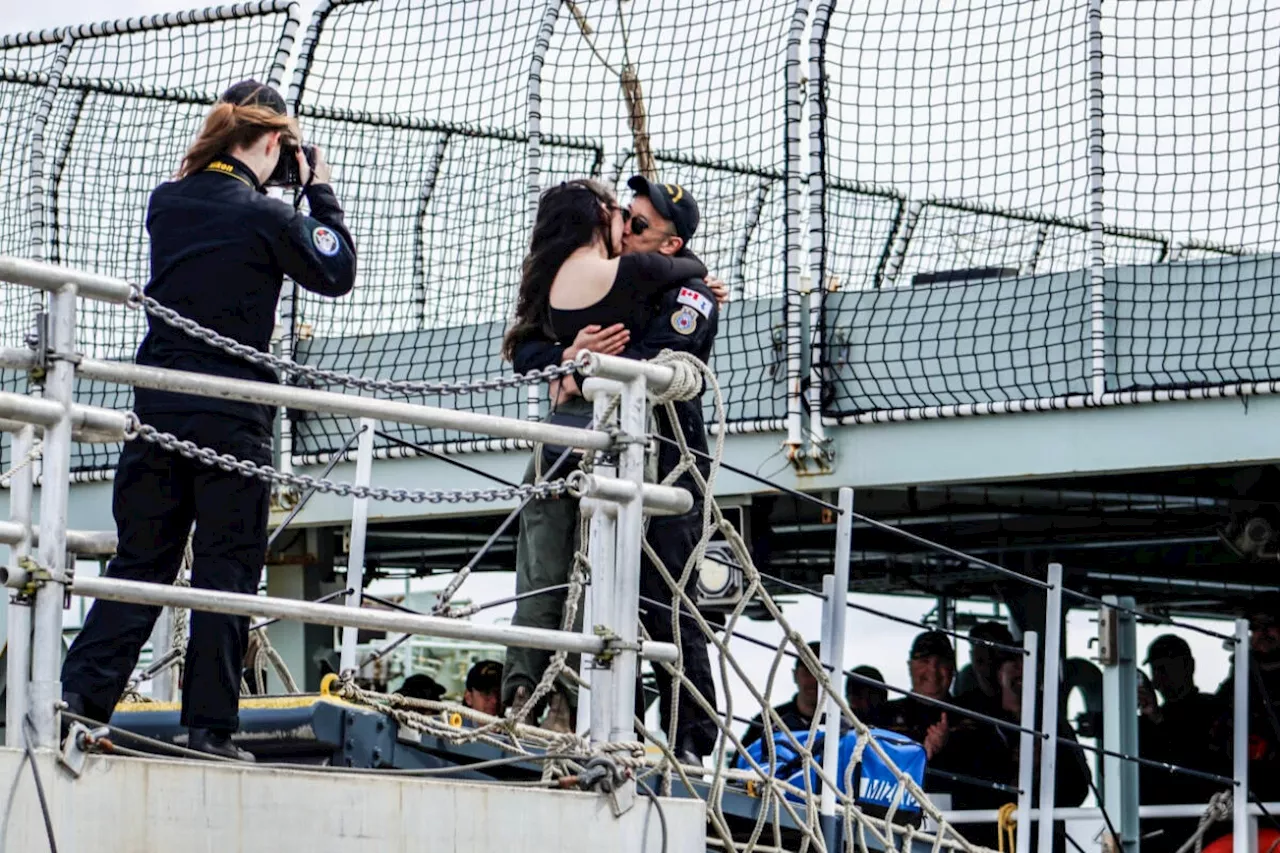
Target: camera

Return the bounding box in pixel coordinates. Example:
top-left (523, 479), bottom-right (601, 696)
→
top-left (266, 141), bottom-right (317, 188)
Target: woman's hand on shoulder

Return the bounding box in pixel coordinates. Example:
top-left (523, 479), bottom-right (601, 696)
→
top-left (705, 274), bottom-right (730, 305)
top-left (563, 323), bottom-right (630, 362)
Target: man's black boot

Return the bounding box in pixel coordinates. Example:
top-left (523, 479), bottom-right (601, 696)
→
top-left (188, 728), bottom-right (256, 762)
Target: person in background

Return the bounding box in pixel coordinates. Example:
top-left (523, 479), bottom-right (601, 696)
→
top-left (462, 660), bottom-right (503, 717)
top-left (878, 631), bottom-right (961, 762)
top-left (742, 641), bottom-right (824, 749)
top-left (1139, 635), bottom-right (1225, 853)
top-left (846, 664), bottom-right (888, 724)
top-left (955, 653), bottom-right (1090, 852)
top-left (397, 674), bottom-right (447, 702)
top-left (954, 621), bottom-right (1017, 719)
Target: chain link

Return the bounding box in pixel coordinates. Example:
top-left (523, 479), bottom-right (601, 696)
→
top-left (127, 421), bottom-right (571, 504)
top-left (126, 285), bottom-right (579, 395)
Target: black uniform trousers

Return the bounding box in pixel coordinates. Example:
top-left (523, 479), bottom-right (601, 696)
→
top-left (61, 412), bottom-right (271, 731)
top-left (639, 510), bottom-right (719, 757)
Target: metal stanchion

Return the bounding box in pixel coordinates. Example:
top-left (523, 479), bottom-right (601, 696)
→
top-left (1036, 563), bottom-right (1065, 853)
top-left (339, 419), bottom-right (376, 676)
top-left (584, 378), bottom-right (621, 744)
top-left (820, 487), bottom-right (853, 851)
top-left (4, 425), bottom-right (36, 746)
top-left (1015, 630), bottom-right (1039, 853)
top-left (608, 375), bottom-right (646, 753)
top-left (1234, 618), bottom-right (1254, 853)
top-left (30, 284), bottom-right (77, 748)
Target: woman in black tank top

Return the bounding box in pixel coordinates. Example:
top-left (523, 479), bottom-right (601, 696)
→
top-left (497, 179), bottom-right (704, 729)
top-left (502, 179), bottom-right (705, 363)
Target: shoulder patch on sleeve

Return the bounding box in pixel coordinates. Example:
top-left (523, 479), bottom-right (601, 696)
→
top-left (671, 306), bottom-right (699, 335)
top-left (677, 286), bottom-right (713, 318)
top-left (312, 225), bottom-right (340, 257)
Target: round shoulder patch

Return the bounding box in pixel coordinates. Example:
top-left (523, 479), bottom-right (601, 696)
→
top-left (312, 226), bottom-right (340, 257)
top-left (671, 306), bottom-right (698, 335)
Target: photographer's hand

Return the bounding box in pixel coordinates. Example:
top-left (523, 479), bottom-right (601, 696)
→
top-left (307, 146), bottom-right (332, 186)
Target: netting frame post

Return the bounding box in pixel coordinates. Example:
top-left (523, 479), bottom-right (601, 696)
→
top-left (26, 35), bottom-right (74, 262)
top-left (607, 375), bottom-right (646, 747)
top-left (806, 0), bottom-right (836, 465)
top-left (819, 487), bottom-right (852, 848)
top-left (1087, 0), bottom-right (1106, 401)
top-left (583, 378), bottom-right (622, 745)
top-left (338, 418), bottom-right (376, 676)
top-left (1036, 562), bottom-right (1065, 853)
top-left (525, 0), bottom-right (562, 231)
top-left (1101, 595), bottom-right (1140, 853)
top-left (783, 0), bottom-right (812, 462)
top-left (1015, 629), bottom-right (1040, 853)
top-left (4, 425), bottom-right (37, 747)
top-left (30, 283), bottom-right (77, 749)
top-left (1233, 617), bottom-right (1255, 853)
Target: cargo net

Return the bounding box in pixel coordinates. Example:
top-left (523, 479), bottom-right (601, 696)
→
top-left (814, 0), bottom-right (1280, 419)
top-left (285, 0), bottom-right (793, 463)
top-left (0, 3), bottom-right (299, 474)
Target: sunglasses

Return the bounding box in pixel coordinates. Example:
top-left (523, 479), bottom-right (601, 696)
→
top-left (622, 207), bottom-right (673, 238)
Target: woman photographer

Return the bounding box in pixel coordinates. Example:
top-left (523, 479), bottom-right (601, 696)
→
top-left (60, 80), bottom-right (355, 760)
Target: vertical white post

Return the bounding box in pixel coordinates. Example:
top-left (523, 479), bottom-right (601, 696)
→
top-left (607, 375), bottom-right (646, 745)
top-left (338, 418), bottom-right (376, 676)
top-left (1103, 596), bottom-right (1141, 853)
top-left (1234, 618), bottom-right (1253, 853)
top-left (1037, 563), bottom-right (1065, 853)
top-left (5, 425), bottom-right (36, 746)
top-left (1015, 630), bottom-right (1040, 853)
top-left (820, 487), bottom-right (852, 839)
top-left (583, 378), bottom-right (620, 744)
top-left (31, 284), bottom-right (76, 748)
top-left (149, 606), bottom-right (176, 701)
top-left (1087, 0), bottom-right (1107, 401)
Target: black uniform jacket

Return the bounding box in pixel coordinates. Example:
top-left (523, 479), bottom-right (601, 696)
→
top-left (134, 155), bottom-right (356, 429)
top-left (512, 252), bottom-right (718, 501)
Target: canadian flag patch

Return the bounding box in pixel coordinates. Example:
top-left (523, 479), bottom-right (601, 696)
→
top-left (677, 287), bottom-right (713, 318)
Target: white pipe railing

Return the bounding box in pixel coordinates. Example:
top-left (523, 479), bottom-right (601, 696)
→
top-left (62, 574), bottom-right (677, 663)
top-left (0, 256), bottom-right (677, 753)
top-left (75, 357), bottom-right (613, 452)
top-left (940, 802), bottom-right (1277, 824)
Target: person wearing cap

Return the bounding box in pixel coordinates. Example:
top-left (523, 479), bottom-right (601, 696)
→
top-left (462, 660), bottom-right (504, 717)
top-left (879, 631), bottom-right (961, 761)
top-left (953, 621), bottom-right (1017, 720)
top-left (397, 674), bottom-right (447, 702)
top-left (741, 641), bottom-right (826, 751)
top-left (846, 664), bottom-right (889, 722)
top-left (1138, 635), bottom-right (1227, 853)
top-left (501, 177), bottom-right (724, 760)
top-left (59, 80), bottom-right (355, 761)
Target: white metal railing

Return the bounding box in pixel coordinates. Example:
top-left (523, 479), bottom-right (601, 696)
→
top-left (0, 255), bottom-right (690, 760)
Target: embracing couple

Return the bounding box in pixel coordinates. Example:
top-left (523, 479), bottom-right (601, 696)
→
top-left (500, 176), bottom-right (727, 762)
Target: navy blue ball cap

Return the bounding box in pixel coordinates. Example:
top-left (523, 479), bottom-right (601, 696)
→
top-left (220, 79), bottom-right (287, 115)
top-left (627, 175), bottom-right (700, 242)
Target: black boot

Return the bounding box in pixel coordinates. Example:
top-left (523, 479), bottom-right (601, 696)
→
top-left (188, 728), bottom-right (256, 762)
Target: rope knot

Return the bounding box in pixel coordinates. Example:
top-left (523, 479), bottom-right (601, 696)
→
top-left (648, 350), bottom-right (704, 405)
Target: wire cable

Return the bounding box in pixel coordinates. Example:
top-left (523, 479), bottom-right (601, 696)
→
top-left (636, 778), bottom-right (670, 853)
top-left (21, 717), bottom-right (58, 853)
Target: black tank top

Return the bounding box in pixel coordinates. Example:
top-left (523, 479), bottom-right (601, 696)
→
top-left (548, 252), bottom-right (706, 344)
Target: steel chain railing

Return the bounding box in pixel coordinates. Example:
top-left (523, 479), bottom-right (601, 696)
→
top-left (124, 417), bottom-right (572, 504)
top-left (126, 285), bottom-right (579, 396)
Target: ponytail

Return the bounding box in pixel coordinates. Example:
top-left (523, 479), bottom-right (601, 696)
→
top-left (178, 102), bottom-right (298, 178)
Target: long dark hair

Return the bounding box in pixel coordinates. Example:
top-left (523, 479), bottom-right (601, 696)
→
top-left (502, 179), bottom-right (617, 361)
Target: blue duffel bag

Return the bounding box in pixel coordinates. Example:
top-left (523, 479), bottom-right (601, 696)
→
top-left (736, 726), bottom-right (927, 826)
